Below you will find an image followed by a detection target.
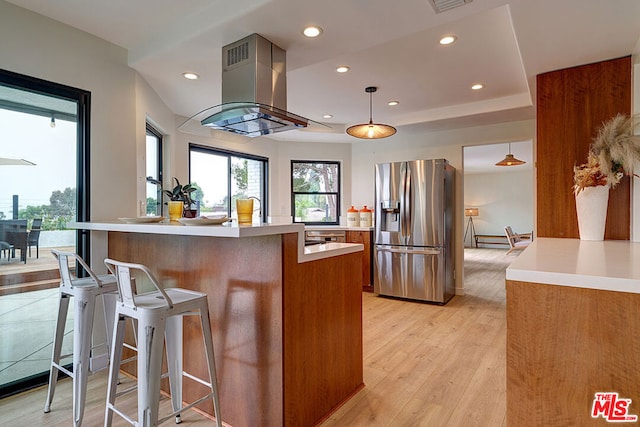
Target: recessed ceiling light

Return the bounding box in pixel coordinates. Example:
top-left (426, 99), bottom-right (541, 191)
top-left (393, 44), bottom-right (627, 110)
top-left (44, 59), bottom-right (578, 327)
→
top-left (303, 26), bottom-right (322, 38)
top-left (439, 35), bottom-right (457, 45)
top-left (471, 83), bottom-right (484, 90)
top-left (182, 72), bottom-right (199, 80)
top-left (388, 100), bottom-right (399, 106)
top-left (336, 66), bottom-right (350, 73)
top-left (322, 114), bottom-right (333, 119)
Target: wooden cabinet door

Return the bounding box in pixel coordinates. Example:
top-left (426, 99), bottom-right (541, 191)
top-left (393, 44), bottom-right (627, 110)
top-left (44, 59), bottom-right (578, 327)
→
top-left (346, 230), bottom-right (372, 291)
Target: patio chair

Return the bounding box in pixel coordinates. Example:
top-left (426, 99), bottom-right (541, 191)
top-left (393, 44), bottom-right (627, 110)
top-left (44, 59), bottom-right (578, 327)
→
top-left (27, 218), bottom-right (42, 258)
top-left (1, 220), bottom-right (28, 263)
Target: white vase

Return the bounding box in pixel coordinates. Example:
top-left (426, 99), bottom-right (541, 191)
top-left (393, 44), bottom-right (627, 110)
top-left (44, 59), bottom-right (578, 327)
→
top-left (575, 185), bottom-right (609, 241)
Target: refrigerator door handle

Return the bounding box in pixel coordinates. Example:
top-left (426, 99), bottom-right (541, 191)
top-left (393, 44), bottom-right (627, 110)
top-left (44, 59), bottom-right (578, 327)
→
top-left (399, 162), bottom-right (411, 240)
top-left (399, 163), bottom-right (406, 238)
top-left (376, 246), bottom-right (441, 256)
top-left (404, 163), bottom-right (411, 239)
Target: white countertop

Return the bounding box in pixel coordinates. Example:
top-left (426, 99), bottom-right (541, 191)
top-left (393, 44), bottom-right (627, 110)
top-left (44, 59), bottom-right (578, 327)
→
top-left (69, 220), bottom-right (363, 264)
top-left (506, 237), bottom-right (640, 294)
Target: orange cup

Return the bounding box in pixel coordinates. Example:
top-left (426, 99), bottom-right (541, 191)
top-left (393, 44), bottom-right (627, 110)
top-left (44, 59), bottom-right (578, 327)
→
top-left (236, 199), bottom-right (254, 224)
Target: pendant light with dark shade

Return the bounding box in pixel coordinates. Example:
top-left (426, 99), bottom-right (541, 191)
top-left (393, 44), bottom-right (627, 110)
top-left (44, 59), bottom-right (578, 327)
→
top-left (495, 142), bottom-right (526, 166)
top-left (346, 86), bottom-right (397, 139)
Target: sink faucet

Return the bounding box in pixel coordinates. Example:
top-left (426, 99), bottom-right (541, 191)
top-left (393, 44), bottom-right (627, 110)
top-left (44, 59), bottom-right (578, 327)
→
top-left (248, 196), bottom-right (261, 219)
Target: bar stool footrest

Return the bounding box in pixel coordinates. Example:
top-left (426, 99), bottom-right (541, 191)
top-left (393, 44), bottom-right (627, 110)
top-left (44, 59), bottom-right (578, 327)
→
top-left (51, 363), bottom-right (73, 379)
top-left (158, 392), bottom-right (216, 425)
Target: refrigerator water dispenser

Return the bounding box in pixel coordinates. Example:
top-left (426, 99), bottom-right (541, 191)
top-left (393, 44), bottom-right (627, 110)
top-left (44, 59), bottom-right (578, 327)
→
top-left (379, 200), bottom-right (400, 232)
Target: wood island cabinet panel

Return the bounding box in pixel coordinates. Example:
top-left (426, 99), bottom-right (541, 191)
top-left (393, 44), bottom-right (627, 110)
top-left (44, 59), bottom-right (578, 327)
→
top-left (108, 231), bottom-right (363, 427)
top-left (108, 232), bottom-right (284, 426)
top-left (282, 233), bottom-right (363, 427)
top-left (346, 230), bottom-right (372, 291)
top-left (536, 56), bottom-right (631, 239)
top-left (506, 280), bottom-right (640, 426)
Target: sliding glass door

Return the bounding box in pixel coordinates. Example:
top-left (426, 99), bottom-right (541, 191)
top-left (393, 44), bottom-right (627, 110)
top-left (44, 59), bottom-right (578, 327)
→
top-left (0, 69), bottom-right (90, 397)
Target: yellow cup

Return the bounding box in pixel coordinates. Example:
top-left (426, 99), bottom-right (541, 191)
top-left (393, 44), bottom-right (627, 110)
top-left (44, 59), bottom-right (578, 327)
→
top-left (168, 200), bottom-right (183, 221)
top-left (236, 198), bottom-right (254, 224)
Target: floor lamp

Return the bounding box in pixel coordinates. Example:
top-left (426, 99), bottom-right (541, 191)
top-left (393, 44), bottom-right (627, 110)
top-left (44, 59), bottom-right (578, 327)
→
top-left (464, 208), bottom-right (478, 247)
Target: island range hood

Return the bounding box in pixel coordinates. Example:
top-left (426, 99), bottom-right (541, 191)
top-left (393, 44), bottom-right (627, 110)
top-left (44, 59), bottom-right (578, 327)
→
top-left (200, 33), bottom-right (309, 137)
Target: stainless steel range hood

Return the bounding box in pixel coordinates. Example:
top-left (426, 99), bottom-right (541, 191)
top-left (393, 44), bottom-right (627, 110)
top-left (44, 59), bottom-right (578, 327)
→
top-left (200, 33), bottom-right (309, 137)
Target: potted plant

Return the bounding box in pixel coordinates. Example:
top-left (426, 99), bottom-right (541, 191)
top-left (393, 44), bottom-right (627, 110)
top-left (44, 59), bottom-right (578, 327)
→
top-left (573, 114), bottom-right (640, 239)
top-left (164, 177), bottom-right (197, 219)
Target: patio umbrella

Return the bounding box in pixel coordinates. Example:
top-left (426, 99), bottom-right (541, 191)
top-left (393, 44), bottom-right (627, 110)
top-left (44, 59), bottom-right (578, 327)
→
top-left (0, 157), bottom-right (35, 166)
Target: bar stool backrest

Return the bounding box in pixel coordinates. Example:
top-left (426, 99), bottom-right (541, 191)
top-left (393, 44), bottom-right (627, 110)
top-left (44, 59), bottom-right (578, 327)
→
top-left (51, 249), bottom-right (105, 288)
top-left (104, 258), bottom-right (174, 309)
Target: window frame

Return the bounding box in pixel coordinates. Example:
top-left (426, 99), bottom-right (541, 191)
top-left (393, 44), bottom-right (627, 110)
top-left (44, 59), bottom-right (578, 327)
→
top-left (291, 160), bottom-right (341, 225)
top-left (145, 122), bottom-right (163, 216)
top-left (188, 143), bottom-right (268, 223)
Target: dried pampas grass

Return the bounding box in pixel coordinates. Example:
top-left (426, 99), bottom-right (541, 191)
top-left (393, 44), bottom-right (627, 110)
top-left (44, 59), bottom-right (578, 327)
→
top-left (590, 113), bottom-right (640, 187)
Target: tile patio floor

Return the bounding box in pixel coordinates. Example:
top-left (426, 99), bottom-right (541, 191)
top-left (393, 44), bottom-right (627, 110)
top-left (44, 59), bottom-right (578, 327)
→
top-left (0, 247), bottom-right (75, 388)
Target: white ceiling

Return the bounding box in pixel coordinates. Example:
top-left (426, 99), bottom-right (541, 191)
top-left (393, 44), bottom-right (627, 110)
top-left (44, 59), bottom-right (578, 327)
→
top-left (6, 0), bottom-right (640, 143)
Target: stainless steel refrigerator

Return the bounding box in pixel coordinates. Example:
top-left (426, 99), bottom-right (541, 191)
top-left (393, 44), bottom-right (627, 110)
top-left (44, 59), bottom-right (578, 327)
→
top-left (374, 159), bottom-right (455, 304)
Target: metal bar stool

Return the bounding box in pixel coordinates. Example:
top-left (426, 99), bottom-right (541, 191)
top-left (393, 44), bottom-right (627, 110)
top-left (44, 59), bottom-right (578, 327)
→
top-left (44, 250), bottom-right (118, 427)
top-left (104, 258), bottom-right (222, 427)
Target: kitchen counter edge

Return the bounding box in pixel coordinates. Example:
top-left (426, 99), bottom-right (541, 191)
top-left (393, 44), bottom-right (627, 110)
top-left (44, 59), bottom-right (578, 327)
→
top-left (69, 221), bottom-right (363, 264)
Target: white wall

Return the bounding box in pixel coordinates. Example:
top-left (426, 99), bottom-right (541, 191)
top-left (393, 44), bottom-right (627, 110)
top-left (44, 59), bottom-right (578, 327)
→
top-left (464, 170), bottom-right (534, 241)
top-left (135, 75), bottom-right (177, 215)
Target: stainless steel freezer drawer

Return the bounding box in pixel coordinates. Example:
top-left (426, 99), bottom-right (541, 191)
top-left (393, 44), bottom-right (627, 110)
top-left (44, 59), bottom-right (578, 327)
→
top-left (374, 244), bottom-right (448, 303)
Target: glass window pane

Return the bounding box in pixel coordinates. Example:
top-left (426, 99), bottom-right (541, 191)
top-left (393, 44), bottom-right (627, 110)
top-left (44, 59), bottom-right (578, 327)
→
top-left (292, 162), bottom-right (339, 192)
top-left (145, 132), bottom-right (161, 215)
top-left (231, 156), bottom-right (263, 222)
top-left (190, 147), bottom-right (267, 223)
top-left (190, 151), bottom-right (230, 216)
top-left (0, 110), bottom-right (77, 223)
top-left (294, 194), bottom-right (338, 223)
top-left (291, 161), bottom-right (340, 224)
top-left (145, 134), bottom-right (159, 180)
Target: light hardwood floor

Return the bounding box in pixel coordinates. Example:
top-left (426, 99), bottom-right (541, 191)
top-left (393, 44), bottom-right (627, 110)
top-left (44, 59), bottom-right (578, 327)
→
top-left (0, 248), bottom-right (510, 426)
top-left (321, 248), bottom-right (509, 426)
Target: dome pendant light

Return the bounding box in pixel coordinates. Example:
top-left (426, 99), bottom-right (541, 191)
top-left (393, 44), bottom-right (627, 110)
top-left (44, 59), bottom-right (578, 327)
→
top-left (346, 86), bottom-right (397, 139)
top-left (495, 142), bottom-right (526, 166)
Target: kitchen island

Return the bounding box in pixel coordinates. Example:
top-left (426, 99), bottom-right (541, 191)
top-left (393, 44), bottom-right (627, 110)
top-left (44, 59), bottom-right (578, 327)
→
top-left (70, 220), bottom-right (364, 427)
top-left (505, 238), bottom-right (640, 426)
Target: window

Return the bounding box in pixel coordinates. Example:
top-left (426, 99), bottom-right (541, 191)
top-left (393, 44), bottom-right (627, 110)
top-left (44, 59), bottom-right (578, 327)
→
top-left (145, 123), bottom-right (163, 216)
top-left (291, 161), bottom-right (340, 224)
top-left (189, 144), bottom-right (267, 222)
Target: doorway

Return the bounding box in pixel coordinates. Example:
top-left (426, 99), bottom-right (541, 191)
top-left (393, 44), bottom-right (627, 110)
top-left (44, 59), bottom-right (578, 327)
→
top-left (463, 141), bottom-right (534, 249)
top-left (0, 69), bottom-right (90, 397)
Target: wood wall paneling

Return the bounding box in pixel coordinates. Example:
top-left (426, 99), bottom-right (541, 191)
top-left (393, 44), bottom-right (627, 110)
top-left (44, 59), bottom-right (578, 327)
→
top-left (536, 56), bottom-right (631, 239)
